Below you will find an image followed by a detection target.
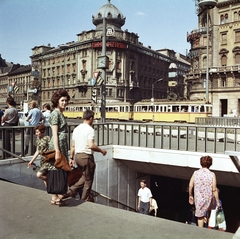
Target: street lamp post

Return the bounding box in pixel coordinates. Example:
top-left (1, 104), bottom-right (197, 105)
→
top-left (151, 78), bottom-right (163, 122)
top-left (59, 44), bottom-right (69, 89)
top-left (198, 0), bottom-right (217, 103)
top-left (101, 17), bottom-right (107, 123)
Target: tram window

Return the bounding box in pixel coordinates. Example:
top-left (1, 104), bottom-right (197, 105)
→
top-left (200, 106), bottom-right (204, 112)
top-left (173, 106), bottom-right (178, 112)
top-left (181, 106), bottom-right (187, 112)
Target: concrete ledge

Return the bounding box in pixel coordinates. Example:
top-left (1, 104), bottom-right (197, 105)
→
top-left (0, 180), bottom-right (233, 239)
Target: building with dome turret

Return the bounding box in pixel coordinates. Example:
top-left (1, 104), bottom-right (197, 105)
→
top-left (29, 0), bottom-right (190, 109)
top-left (186, 0), bottom-right (240, 117)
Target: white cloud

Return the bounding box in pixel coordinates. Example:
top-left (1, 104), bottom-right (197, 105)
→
top-left (135, 12), bottom-right (147, 16)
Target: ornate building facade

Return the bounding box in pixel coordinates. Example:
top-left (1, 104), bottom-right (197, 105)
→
top-left (30, 0), bottom-right (190, 108)
top-left (186, 0), bottom-right (240, 117)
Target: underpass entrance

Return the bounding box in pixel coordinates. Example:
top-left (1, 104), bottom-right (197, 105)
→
top-left (148, 174), bottom-right (240, 233)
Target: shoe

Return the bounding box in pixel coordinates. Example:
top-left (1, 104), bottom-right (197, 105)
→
top-left (65, 189), bottom-right (76, 198)
top-left (51, 199), bottom-right (68, 206)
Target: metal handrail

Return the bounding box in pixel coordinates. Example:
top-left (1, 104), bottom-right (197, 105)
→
top-left (91, 190), bottom-right (137, 212)
top-left (1, 122), bottom-right (240, 158)
top-left (0, 146), bottom-right (38, 169)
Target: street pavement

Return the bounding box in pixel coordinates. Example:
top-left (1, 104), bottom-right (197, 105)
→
top-left (0, 180), bottom-right (234, 239)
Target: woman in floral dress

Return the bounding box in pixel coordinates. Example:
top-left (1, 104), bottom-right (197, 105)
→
top-left (48, 89), bottom-right (70, 205)
top-left (188, 155), bottom-right (221, 227)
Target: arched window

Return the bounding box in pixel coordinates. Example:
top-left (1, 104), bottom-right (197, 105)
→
top-left (236, 54), bottom-right (240, 65)
top-left (107, 12), bottom-right (112, 18)
top-left (225, 14), bottom-right (228, 23)
top-left (221, 55), bottom-right (227, 66)
top-left (234, 11), bottom-right (238, 21)
top-left (220, 15), bottom-right (225, 24)
top-left (203, 56), bottom-right (207, 68)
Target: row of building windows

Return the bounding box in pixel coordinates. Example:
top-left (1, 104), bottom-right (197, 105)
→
top-left (42, 63), bottom-right (76, 77)
top-left (221, 30), bottom-right (240, 45)
top-left (193, 52), bottom-right (240, 68)
top-left (194, 78), bottom-right (240, 90)
top-left (220, 11), bottom-right (240, 24)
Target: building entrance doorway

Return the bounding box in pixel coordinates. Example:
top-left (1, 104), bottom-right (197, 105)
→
top-left (220, 99), bottom-right (227, 116)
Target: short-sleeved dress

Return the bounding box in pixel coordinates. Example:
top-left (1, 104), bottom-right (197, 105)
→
top-left (37, 136), bottom-right (55, 174)
top-left (193, 168), bottom-right (214, 217)
top-left (48, 109), bottom-right (68, 159)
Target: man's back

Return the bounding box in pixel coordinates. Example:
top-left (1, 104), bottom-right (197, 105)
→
top-left (73, 123), bottom-right (94, 154)
top-left (29, 108), bottom-right (41, 126)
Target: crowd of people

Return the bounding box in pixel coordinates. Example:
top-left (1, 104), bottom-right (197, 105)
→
top-left (1, 92), bottom-right (226, 231)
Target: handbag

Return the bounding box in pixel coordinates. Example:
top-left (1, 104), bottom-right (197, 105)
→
top-left (68, 167), bottom-right (82, 187)
top-left (43, 150), bottom-right (71, 172)
top-left (47, 169), bottom-right (68, 194)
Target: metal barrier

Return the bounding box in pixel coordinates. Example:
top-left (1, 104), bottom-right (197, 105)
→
top-left (93, 122), bottom-right (240, 154)
top-left (196, 117), bottom-right (240, 126)
top-left (1, 122), bottom-right (240, 159)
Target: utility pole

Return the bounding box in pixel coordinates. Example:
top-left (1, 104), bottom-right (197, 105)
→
top-left (101, 17), bottom-right (106, 122)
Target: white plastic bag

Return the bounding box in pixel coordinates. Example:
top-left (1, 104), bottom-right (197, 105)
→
top-left (208, 208), bottom-right (217, 228)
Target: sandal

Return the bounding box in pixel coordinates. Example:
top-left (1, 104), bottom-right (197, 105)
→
top-left (51, 199), bottom-right (68, 206)
top-left (51, 199), bottom-right (61, 205)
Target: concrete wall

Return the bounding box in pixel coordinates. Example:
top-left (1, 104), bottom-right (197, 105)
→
top-left (92, 146), bottom-right (137, 210)
top-left (0, 147), bottom-right (138, 210)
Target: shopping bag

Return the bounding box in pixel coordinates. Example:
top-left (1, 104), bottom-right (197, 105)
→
top-left (208, 208), bottom-right (217, 228)
top-left (47, 169), bottom-right (68, 194)
top-left (216, 209), bottom-right (227, 231)
top-left (68, 167), bottom-right (82, 187)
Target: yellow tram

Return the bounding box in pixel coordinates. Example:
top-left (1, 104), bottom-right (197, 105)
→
top-left (63, 105), bottom-right (93, 119)
top-left (63, 101), bottom-right (212, 123)
top-left (94, 102), bottom-right (133, 121)
top-left (133, 101), bottom-right (212, 123)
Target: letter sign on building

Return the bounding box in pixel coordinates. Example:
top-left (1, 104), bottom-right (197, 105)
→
top-left (106, 27), bottom-right (115, 36)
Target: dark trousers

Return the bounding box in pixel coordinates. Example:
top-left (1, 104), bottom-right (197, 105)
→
top-left (140, 201), bottom-right (150, 214)
top-left (5, 129), bottom-right (11, 157)
top-left (4, 122), bottom-right (18, 157)
top-left (70, 153), bottom-right (96, 201)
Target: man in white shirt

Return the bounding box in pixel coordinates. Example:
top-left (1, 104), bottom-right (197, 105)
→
top-left (42, 103), bottom-right (51, 126)
top-left (68, 109), bottom-right (107, 201)
top-left (137, 180), bottom-right (153, 214)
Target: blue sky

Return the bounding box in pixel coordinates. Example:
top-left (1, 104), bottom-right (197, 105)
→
top-left (0, 0), bottom-right (197, 65)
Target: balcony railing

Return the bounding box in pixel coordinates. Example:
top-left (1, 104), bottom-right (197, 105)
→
top-left (187, 65), bottom-right (240, 76)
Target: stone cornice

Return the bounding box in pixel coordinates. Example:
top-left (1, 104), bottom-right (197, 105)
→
top-left (217, 0), bottom-right (240, 8)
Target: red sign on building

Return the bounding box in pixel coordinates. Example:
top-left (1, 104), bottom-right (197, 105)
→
top-left (92, 41), bottom-right (127, 49)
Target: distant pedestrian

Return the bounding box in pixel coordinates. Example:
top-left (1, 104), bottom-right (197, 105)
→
top-left (28, 124), bottom-right (51, 186)
top-left (186, 204), bottom-right (197, 226)
top-left (188, 155), bottom-right (221, 227)
top-left (2, 96), bottom-right (19, 157)
top-left (0, 108), bottom-right (3, 125)
top-left (137, 180), bottom-right (152, 214)
top-left (24, 101), bottom-right (42, 155)
top-left (42, 103), bottom-right (51, 126)
top-left (149, 198), bottom-right (158, 217)
top-left (67, 109), bottom-right (107, 201)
